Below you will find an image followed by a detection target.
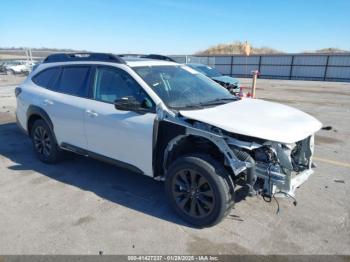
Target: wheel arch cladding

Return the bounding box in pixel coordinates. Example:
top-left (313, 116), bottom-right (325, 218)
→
top-left (26, 105), bottom-right (54, 136)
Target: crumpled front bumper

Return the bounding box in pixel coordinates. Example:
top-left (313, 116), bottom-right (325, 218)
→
top-left (286, 168), bottom-right (314, 197)
top-left (275, 168), bottom-right (314, 197)
top-left (255, 135), bottom-right (315, 197)
top-left (256, 165), bottom-right (314, 197)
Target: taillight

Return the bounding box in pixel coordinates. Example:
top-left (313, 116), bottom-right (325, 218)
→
top-left (15, 87), bottom-right (22, 97)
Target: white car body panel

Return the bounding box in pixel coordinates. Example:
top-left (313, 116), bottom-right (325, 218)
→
top-left (16, 90), bottom-right (29, 129)
top-left (84, 100), bottom-right (155, 176)
top-left (126, 60), bottom-right (177, 67)
top-left (41, 91), bottom-right (89, 149)
top-left (180, 98), bottom-right (322, 143)
top-left (25, 81), bottom-right (88, 148)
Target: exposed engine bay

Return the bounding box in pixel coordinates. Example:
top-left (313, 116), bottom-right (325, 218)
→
top-left (156, 102), bottom-right (316, 198)
top-left (251, 137), bottom-right (314, 197)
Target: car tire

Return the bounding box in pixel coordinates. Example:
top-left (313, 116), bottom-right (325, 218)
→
top-left (31, 119), bottom-right (62, 164)
top-left (165, 154), bottom-right (235, 228)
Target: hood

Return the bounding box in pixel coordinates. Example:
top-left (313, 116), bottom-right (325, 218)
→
top-left (211, 76), bottom-right (239, 85)
top-left (180, 99), bottom-right (322, 144)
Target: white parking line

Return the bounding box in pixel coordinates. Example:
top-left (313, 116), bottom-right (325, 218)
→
top-left (313, 156), bottom-right (350, 168)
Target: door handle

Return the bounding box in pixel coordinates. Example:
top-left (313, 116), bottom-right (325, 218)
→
top-left (86, 109), bottom-right (98, 117)
top-left (43, 99), bottom-right (53, 106)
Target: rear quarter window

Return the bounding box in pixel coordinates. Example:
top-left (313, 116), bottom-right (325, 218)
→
top-left (53, 66), bottom-right (91, 97)
top-left (32, 67), bottom-right (61, 89)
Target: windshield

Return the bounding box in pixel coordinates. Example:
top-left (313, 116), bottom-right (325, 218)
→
top-left (191, 65), bottom-right (222, 77)
top-left (133, 65), bottom-right (236, 109)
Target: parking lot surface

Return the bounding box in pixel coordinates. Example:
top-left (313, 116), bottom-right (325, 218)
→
top-left (0, 75), bottom-right (349, 254)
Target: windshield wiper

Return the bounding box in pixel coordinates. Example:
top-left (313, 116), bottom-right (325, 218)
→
top-left (200, 97), bottom-right (238, 106)
top-left (171, 97), bottom-right (237, 110)
top-left (170, 104), bottom-right (204, 110)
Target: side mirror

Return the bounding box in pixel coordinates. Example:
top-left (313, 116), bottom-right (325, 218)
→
top-left (114, 96), bottom-right (141, 111)
top-left (114, 97), bottom-right (153, 113)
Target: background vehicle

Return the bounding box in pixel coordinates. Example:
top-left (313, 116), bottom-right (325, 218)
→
top-left (187, 63), bottom-right (240, 95)
top-left (0, 62), bottom-right (7, 74)
top-left (16, 53), bottom-right (322, 227)
top-left (4, 60), bottom-right (36, 75)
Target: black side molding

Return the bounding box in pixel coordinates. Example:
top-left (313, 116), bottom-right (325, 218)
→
top-left (61, 143), bottom-right (144, 175)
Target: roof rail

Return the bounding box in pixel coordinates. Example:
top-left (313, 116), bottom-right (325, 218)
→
top-left (143, 54), bottom-right (176, 62)
top-left (43, 53), bottom-right (126, 64)
top-left (119, 54), bottom-right (175, 62)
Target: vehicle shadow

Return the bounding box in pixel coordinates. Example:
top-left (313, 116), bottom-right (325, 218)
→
top-left (0, 121), bottom-right (247, 227)
top-left (0, 121), bottom-right (190, 226)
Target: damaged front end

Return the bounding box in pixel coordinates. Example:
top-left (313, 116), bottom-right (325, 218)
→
top-left (212, 79), bottom-right (240, 95)
top-left (156, 103), bottom-right (317, 198)
top-left (250, 136), bottom-right (315, 197)
top-left (206, 125), bottom-right (316, 198)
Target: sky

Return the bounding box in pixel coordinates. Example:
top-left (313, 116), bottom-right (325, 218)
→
top-left (1, 0), bottom-right (349, 54)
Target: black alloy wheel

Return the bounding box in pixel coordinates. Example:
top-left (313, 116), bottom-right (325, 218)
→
top-left (31, 119), bottom-right (62, 164)
top-left (172, 169), bottom-right (215, 218)
top-left (165, 154), bottom-right (235, 227)
top-left (33, 126), bottom-right (52, 157)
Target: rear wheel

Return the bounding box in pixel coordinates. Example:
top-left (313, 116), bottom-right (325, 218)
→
top-left (165, 154), bottom-right (234, 227)
top-left (31, 119), bottom-right (62, 164)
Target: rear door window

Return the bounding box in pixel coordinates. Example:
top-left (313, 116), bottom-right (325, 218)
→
top-left (54, 66), bottom-right (91, 97)
top-left (32, 67), bottom-right (61, 89)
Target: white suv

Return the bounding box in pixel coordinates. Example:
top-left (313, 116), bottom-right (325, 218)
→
top-left (16, 53), bottom-right (322, 227)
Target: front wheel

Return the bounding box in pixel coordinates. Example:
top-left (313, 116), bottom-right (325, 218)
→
top-left (165, 154), bottom-right (235, 228)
